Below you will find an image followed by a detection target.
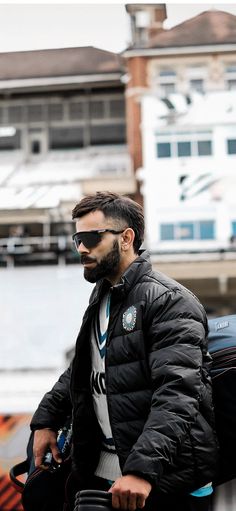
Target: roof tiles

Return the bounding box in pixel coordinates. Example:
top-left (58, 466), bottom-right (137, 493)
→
top-left (0, 46), bottom-right (123, 81)
top-left (148, 10), bottom-right (236, 49)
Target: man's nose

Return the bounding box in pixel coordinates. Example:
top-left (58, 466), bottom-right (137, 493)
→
top-left (78, 241), bottom-right (89, 254)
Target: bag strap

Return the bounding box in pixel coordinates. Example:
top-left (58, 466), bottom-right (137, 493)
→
top-left (9, 459), bottom-right (29, 493)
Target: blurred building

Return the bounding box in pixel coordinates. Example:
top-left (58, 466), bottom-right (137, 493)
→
top-left (124, 5), bottom-right (236, 183)
top-left (0, 46), bottom-right (135, 266)
top-left (123, 4), bottom-right (236, 314)
top-left (140, 90), bottom-right (236, 253)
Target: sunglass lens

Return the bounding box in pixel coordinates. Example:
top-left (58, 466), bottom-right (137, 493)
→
top-left (74, 231), bottom-right (102, 249)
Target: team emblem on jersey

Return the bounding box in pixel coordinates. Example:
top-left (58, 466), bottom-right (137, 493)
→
top-left (122, 306), bottom-right (137, 331)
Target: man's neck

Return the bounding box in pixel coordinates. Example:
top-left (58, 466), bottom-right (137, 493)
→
top-left (108, 253), bottom-right (139, 286)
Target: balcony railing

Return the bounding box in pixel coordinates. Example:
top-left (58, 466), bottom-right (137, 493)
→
top-left (0, 235), bottom-right (79, 267)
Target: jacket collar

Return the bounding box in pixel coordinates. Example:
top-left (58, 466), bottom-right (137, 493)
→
top-left (90, 249), bottom-right (151, 303)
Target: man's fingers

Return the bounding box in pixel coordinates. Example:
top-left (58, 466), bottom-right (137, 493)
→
top-left (127, 492), bottom-right (138, 511)
top-left (111, 491), bottom-right (144, 511)
top-left (136, 495), bottom-right (146, 509)
top-left (109, 475), bottom-right (151, 510)
top-left (119, 490), bottom-right (129, 510)
top-left (33, 429), bottom-right (62, 467)
top-left (111, 493), bottom-right (120, 509)
top-left (34, 454), bottom-right (44, 467)
top-left (51, 445), bottom-right (62, 464)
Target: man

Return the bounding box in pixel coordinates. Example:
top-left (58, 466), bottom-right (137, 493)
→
top-left (31, 192), bottom-right (218, 511)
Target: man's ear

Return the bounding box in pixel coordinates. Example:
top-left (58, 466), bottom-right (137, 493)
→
top-left (121, 228), bottom-right (135, 251)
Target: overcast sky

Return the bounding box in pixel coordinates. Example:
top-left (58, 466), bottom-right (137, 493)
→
top-left (0, 3), bottom-right (236, 54)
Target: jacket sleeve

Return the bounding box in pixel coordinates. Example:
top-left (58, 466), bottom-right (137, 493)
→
top-left (122, 288), bottom-right (209, 485)
top-left (30, 364), bottom-right (72, 432)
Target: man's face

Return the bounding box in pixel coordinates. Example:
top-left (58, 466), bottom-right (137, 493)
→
top-left (74, 210), bottom-right (124, 284)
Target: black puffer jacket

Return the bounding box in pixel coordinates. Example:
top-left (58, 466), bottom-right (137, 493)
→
top-left (31, 365), bottom-right (72, 432)
top-left (70, 251), bottom-right (218, 494)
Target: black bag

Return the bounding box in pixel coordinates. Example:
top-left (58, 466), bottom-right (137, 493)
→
top-left (9, 424), bottom-right (72, 511)
top-left (208, 314), bottom-right (236, 485)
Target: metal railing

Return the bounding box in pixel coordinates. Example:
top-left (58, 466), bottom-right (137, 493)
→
top-left (0, 235), bottom-right (79, 267)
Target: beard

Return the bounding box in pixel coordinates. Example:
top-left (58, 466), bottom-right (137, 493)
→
top-left (82, 239), bottom-right (121, 283)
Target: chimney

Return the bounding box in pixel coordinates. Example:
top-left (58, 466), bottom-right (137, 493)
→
top-left (126, 4), bottom-right (167, 47)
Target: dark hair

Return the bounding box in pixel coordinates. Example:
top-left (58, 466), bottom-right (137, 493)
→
top-left (72, 191), bottom-right (144, 253)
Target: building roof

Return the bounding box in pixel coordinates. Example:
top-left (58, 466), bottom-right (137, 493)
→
top-left (0, 46), bottom-right (123, 81)
top-left (148, 10), bottom-right (236, 49)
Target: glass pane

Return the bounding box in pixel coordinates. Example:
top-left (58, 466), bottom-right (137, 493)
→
top-left (190, 79), bottom-right (204, 92)
top-left (27, 104), bottom-right (44, 122)
top-left (157, 142), bottom-right (171, 158)
top-left (49, 127), bottom-right (84, 149)
top-left (90, 100), bottom-right (104, 119)
top-left (199, 221), bottom-right (214, 240)
top-left (50, 222), bottom-right (73, 236)
top-left (160, 224), bottom-right (174, 240)
top-left (197, 140), bottom-right (212, 156)
top-left (227, 80), bottom-right (236, 90)
top-left (0, 129), bottom-right (21, 150)
top-left (177, 141), bottom-right (191, 157)
top-left (90, 124), bottom-right (126, 145)
top-left (231, 221), bottom-right (236, 236)
top-left (227, 139), bottom-right (236, 154)
top-left (159, 69), bottom-right (176, 77)
top-left (48, 103), bottom-right (63, 121)
top-left (226, 65), bottom-right (236, 73)
top-left (69, 102), bottom-right (84, 120)
top-left (8, 105), bottom-right (23, 123)
top-left (109, 99), bottom-right (125, 118)
top-left (160, 83), bottom-right (176, 96)
top-left (177, 223), bottom-right (194, 240)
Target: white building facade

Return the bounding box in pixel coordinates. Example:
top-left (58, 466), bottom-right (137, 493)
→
top-left (140, 90), bottom-right (236, 253)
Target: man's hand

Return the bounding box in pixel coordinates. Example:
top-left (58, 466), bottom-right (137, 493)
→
top-left (108, 474), bottom-right (152, 510)
top-left (33, 428), bottom-right (62, 468)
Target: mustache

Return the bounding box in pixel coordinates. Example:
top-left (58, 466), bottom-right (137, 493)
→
top-left (80, 255), bottom-right (96, 265)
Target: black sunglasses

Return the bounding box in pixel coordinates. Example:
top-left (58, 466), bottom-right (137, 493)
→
top-left (72, 229), bottom-right (124, 249)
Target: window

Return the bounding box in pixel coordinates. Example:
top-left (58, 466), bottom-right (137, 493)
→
top-left (109, 99), bottom-right (125, 118)
top-left (0, 129), bottom-right (21, 150)
top-left (176, 223), bottom-right (194, 240)
top-left (157, 142), bottom-right (171, 158)
top-left (158, 69), bottom-right (176, 96)
top-left (187, 65), bottom-right (206, 93)
top-left (232, 221), bottom-right (236, 236)
top-left (160, 220), bottom-right (215, 241)
top-left (8, 105), bottom-right (24, 123)
top-left (90, 124), bottom-right (125, 145)
top-left (197, 140), bottom-right (212, 156)
top-left (227, 139), bottom-right (236, 155)
top-left (156, 134), bottom-right (213, 159)
top-left (90, 100), bottom-right (105, 119)
top-left (69, 102), bottom-right (84, 120)
top-left (161, 83), bottom-right (176, 96)
top-left (225, 64), bottom-right (236, 89)
top-left (50, 222), bottom-right (73, 236)
top-left (177, 141), bottom-right (191, 157)
top-left (27, 104), bottom-right (44, 122)
top-left (160, 224), bottom-right (174, 240)
top-left (49, 127), bottom-right (84, 149)
top-left (48, 103), bottom-right (63, 121)
top-left (227, 80), bottom-right (236, 90)
top-left (189, 79), bottom-right (204, 93)
top-left (199, 221), bottom-right (214, 240)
